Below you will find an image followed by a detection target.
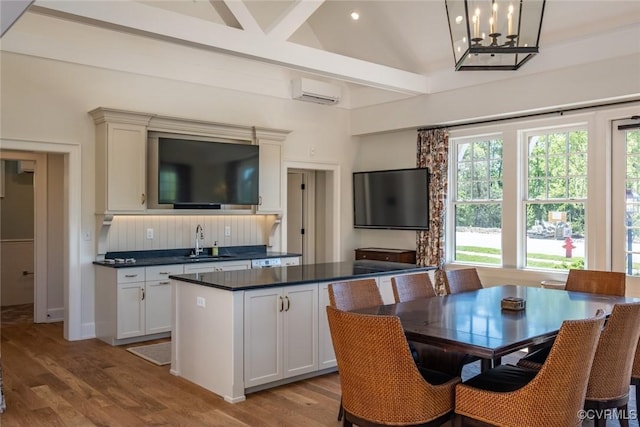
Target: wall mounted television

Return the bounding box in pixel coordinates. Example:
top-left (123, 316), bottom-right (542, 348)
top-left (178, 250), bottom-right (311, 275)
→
top-left (353, 168), bottom-right (430, 230)
top-left (147, 133), bottom-right (259, 209)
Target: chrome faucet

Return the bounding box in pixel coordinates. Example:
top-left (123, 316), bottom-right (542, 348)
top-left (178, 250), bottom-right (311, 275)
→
top-left (194, 224), bottom-right (204, 256)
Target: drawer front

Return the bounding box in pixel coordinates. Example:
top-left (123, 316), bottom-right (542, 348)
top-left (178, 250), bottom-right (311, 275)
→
top-left (355, 250), bottom-right (397, 262)
top-left (146, 264), bottom-right (184, 281)
top-left (282, 257), bottom-right (300, 266)
top-left (117, 267), bottom-right (145, 283)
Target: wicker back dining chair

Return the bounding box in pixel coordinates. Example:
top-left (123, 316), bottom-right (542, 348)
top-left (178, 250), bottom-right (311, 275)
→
top-left (328, 278), bottom-right (383, 421)
top-left (518, 302), bottom-right (640, 427)
top-left (328, 278), bottom-right (383, 311)
top-left (631, 341), bottom-right (640, 412)
top-left (444, 268), bottom-right (482, 295)
top-left (564, 269), bottom-right (626, 296)
top-left (391, 273), bottom-right (437, 303)
top-left (390, 272), bottom-right (476, 377)
top-left (455, 310), bottom-right (606, 427)
top-left (326, 306), bottom-right (460, 427)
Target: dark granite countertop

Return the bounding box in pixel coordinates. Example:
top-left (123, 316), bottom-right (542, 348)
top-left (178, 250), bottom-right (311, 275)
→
top-left (169, 260), bottom-right (433, 291)
top-left (93, 245), bottom-right (300, 268)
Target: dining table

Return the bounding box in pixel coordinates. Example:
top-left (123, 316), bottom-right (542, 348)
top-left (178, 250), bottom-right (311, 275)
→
top-left (353, 284), bottom-right (639, 370)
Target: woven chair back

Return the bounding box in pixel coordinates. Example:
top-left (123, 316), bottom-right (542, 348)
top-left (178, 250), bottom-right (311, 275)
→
top-left (328, 278), bottom-right (382, 311)
top-left (326, 306), bottom-right (458, 424)
top-left (391, 273), bottom-right (437, 303)
top-left (586, 302), bottom-right (640, 400)
top-left (565, 269), bottom-right (626, 296)
top-left (633, 339), bottom-right (640, 379)
top-left (444, 268), bottom-right (482, 295)
top-left (456, 310), bottom-right (606, 426)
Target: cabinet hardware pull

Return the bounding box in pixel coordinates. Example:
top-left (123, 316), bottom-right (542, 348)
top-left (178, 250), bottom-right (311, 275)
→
top-left (141, 193), bottom-right (146, 204)
top-left (141, 288), bottom-right (145, 301)
top-left (125, 274), bottom-right (138, 278)
top-left (159, 272), bottom-right (169, 275)
top-left (259, 195), bottom-right (263, 205)
top-left (285, 296), bottom-right (290, 311)
top-left (159, 281), bottom-right (170, 285)
top-left (278, 296), bottom-right (284, 312)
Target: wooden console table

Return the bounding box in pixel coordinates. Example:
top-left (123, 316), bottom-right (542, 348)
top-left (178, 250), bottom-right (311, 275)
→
top-left (355, 248), bottom-right (417, 264)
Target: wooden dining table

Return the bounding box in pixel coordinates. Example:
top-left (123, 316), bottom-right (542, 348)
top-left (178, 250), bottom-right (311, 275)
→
top-left (354, 285), bottom-right (638, 370)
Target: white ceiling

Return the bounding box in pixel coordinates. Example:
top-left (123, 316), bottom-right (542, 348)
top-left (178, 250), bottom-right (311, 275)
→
top-left (4, 0), bottom-right (640, 105)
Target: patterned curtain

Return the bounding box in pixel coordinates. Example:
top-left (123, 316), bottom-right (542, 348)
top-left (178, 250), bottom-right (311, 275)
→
top-left (416, 128), bottom-right (449, 294)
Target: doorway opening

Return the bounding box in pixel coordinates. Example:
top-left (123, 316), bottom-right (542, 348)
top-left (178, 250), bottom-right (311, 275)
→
top-left (1, 139), bottom-right (82, 341)
top-left (285, 162), bottom-right (340, 264)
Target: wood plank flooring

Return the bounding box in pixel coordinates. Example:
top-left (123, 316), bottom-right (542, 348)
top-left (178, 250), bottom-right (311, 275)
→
top-left (1, 315), bottom-right (637, 426)
top-left (0, 321), bottom-right (343, 426)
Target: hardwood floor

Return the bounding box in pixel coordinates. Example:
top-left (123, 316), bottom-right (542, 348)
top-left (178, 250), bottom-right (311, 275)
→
top-left (0, 322), bottom-right (342, 426)
top-left (1, 317), bottom-right (637, 426)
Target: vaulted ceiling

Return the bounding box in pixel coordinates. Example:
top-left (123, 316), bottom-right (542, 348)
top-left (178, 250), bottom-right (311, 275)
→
top-left (2, 0), bottom-right (640, 107)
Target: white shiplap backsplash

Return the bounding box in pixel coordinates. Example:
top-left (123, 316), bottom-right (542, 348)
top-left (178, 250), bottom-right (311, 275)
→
top-left (106, 215), bottom-right (271, 252)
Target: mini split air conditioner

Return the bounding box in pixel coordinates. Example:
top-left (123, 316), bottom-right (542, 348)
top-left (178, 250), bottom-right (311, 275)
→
top-left (291, 78), bottom-right (341, 105)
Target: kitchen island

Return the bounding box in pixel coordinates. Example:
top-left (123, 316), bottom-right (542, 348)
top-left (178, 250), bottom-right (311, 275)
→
top-left (169, 260), bottom-right (432, 403)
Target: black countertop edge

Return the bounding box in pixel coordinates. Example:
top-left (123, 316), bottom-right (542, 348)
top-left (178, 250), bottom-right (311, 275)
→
top-left (93, 248), bottom-right (301, 268)
top-left (169, 261), bottom-right (434, 291)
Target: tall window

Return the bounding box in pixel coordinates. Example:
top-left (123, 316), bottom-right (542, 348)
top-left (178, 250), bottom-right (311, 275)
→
top-left (524, 128), bottom-right (587, 270)
top-left (452, 137), bottom-right (503, 265)
top-left (622, 127), bottom-right (640, 275)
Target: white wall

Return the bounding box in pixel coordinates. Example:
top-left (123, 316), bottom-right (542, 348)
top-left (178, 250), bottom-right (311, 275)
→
top-left (352, 54), bottom-right (640, 135)
top-left (0, 51), bottom-right (355, 337)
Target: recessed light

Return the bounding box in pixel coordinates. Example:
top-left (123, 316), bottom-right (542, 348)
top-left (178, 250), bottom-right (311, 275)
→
top-left (350, 11), bottom-right (360, 21)
top-left (455, 15), bottom-right (463, 24)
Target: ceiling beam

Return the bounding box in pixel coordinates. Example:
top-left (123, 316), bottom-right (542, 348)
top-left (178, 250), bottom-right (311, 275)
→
top-left (1, 0), bottom-right (34, 37)
top-left (266, 0), bottom-right (325, 41)
top-left (221, 0), bottom-right (262, 34)
top-left (30, 0), bottom-right (428, 94)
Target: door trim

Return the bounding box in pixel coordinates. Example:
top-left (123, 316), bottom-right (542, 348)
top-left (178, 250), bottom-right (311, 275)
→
top-left (1, 138), bottom-right (82, 340)
top-left (284, 161), bottom-right (340, 262)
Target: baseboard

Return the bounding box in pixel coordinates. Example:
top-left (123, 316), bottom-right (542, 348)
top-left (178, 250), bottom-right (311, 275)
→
top-left (81, 322), bottom-right (96, 340)
top-left (46, 307), bottom-right (64, 322)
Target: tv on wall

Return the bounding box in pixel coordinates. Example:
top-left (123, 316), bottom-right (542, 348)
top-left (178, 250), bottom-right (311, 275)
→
top-left (147, 135), bottom-right (259, 209)
top-left (353, 168), bottom-right (430, 230)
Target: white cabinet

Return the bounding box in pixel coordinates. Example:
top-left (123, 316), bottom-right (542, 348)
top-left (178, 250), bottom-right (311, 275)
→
top-left (318, 282), bottom-right (337, 369)
top-left (244, 283), bottom-right (318, 388)
top-left (117, 280), bottom-right (146, 339)
top-left (257, 140), bottom-right (283, 213)
top-left (184, 260), bottom-right (251, 274)
top-left (90, 109), bottom-right (152, 213)
top-left (95, 264), bottom-right (182, 345)
top-left (144, 265), bottom-right (182, 334)
top-left (281, 256), bottom-right (300, 266)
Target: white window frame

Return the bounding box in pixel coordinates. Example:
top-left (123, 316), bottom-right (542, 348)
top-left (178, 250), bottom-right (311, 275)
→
top-left (520, 124), bottom-right (589, 271)
top-left (448, 133), bottom-right (504, 265)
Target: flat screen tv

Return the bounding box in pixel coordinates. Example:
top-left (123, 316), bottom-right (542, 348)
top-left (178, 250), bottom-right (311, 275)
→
top-left (148, 135), bottom-right (259, 208)
top-left (353, 168), bottom-right (429, 230)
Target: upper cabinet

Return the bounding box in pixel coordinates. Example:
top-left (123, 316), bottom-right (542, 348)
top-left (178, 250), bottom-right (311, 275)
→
top-left (257, 140), bottom-right (283, 213)
top-left (89, 108), bottom-right (290, 215)
top-left (91, 109), bottom-right (153, 213)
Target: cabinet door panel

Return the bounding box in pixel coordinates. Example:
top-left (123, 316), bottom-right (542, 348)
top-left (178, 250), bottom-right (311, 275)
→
top-left (107, 123), bottom-right (146, 211)
top-left (318, 282), bottom-right (337, 369)
top-left (117, 283), bottom-right (145, 339)
top-left (145, 280), bottom-right (172, 334)
top-left (283, 284), bottom-right (318, 377)
top-left (244, 288), bottom-right (283, 387)
top-left (257, 141), bottom-right (283, 212)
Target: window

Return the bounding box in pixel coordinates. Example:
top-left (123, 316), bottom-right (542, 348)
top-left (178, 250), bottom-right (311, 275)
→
top-left (524, 128), bottom-right (587, 270)
top-left (452, 137), bottom-right (503, 265)
top-left (622, 126), bottom-right (640, 275)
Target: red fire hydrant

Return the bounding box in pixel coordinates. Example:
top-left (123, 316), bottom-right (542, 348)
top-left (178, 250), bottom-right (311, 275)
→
top-left (562, 236), bottom-right (575, 258)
